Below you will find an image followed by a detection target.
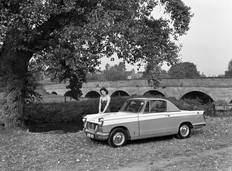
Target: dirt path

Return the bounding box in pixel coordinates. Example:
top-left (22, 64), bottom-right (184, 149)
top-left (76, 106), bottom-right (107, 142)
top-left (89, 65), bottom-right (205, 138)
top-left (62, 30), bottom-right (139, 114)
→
top-left (110, 146), bottom-right (232, 171)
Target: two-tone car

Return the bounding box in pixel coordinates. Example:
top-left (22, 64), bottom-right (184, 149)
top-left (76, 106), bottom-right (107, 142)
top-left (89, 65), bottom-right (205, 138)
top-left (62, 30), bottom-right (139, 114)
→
top-left (82, 98), bottom-right (206, 147)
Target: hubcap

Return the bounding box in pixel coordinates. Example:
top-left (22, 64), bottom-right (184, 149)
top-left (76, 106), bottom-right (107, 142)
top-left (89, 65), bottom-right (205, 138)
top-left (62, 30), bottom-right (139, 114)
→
top-left (113, 132), bottom-right (125, 146)
top-left (180, 125), bottom-right (189, 137)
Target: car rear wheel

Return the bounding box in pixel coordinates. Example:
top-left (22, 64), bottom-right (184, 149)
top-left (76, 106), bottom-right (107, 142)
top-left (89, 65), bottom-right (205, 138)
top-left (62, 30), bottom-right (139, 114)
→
top-left (108, 128), bottom-right (128, 147)
top-left (177, 123), bottom-right (191, 139)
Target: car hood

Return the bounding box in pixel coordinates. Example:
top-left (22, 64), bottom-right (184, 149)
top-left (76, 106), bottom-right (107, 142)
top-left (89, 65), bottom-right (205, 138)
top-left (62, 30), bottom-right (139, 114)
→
top-left (86, 111), bottom-right (137, 124)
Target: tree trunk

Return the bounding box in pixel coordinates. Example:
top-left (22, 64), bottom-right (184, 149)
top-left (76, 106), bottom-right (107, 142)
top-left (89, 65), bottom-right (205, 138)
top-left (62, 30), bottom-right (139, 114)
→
top-left (0, 33), bottom-right (31, 129)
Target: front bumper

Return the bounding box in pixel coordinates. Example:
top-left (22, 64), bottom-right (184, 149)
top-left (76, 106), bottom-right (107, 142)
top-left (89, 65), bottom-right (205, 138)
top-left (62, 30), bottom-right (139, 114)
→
top-left (83, 128), bottom-right (109, 141)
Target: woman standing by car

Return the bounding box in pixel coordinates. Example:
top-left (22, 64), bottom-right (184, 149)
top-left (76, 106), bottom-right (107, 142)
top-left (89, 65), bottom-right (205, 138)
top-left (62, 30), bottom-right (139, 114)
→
top-left (99, 87), bottom-right (111, 113)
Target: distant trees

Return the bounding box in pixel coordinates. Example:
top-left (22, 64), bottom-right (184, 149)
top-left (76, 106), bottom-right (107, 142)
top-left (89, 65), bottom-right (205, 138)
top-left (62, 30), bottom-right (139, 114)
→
top-left (143, 63), bottom-right (170, 79)
top-left (160, 70), bottom-right (170, 78)
top-left (142, 61), bottom-right (201, 80)
top-left (106, 62), bottom-right (127, 81)
top-left (224, 60), bottom-right (232, 77)
top-left (88, 61), bottom-right (203, 81)
top-left (87, 62), bottom-right (127, 81)
top-left (168, 62), bottom-right (201, 78)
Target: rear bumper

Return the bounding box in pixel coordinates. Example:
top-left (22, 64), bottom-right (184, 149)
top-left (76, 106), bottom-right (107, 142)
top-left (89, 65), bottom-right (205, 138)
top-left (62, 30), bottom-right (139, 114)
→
top-left (192, 122), bottom-right (206, 129)
top-left (83, 128), bottom-right (109, 141)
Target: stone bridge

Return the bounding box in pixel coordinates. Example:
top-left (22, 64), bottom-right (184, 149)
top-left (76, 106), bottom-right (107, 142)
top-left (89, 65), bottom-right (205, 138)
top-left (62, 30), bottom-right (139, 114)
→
top-left (44, 78), bottom-right (232, 103)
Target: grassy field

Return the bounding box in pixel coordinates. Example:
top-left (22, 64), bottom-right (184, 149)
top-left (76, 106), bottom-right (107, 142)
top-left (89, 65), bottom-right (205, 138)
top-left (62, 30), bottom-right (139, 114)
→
top-left (0, 117), bottom-right (232, 171)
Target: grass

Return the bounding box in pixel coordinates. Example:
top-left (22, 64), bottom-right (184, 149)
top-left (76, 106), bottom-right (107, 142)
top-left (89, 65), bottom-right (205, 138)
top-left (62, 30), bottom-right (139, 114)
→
top-left (0, 117), bottom-right (232, 171)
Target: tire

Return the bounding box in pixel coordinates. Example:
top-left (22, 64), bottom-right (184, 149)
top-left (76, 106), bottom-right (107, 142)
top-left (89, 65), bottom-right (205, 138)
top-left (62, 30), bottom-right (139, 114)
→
top-left (176, 123), bottom-right (191, 139)
top-left (108, 128), bottom-right (128, 147)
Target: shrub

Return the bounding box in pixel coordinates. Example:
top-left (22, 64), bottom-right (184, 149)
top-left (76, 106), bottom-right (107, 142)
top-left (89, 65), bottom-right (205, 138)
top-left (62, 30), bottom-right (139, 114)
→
top-left (24, 97), bottom-right (129, 124)
top-left (167, 97), bottom-right (215, 116)
top-left (24, 96), bottom-right (217, 125)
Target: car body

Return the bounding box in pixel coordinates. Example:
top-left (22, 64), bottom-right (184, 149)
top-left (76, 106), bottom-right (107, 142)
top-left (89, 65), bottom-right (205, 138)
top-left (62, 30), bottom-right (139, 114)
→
top-left (83, 98), bottom-right (206, 147)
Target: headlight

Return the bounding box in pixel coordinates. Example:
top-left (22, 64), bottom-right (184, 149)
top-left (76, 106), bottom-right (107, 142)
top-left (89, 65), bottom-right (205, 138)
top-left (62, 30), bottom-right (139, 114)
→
top-left (98, 117), bottom-right (104, 126)
top-left (82, 116), bottom-right (87, 123)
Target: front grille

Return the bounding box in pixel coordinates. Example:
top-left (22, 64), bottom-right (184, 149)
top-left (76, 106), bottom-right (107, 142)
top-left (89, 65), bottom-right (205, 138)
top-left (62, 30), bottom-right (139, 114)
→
top-left (86, 122), bottom-right (98, 131)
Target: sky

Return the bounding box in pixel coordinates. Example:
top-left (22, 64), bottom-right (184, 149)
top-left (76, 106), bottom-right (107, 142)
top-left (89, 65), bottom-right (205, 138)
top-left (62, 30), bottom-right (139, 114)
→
top-left (178, 0), bottom-right (232, 76)
top-left (100, 0), bottom-right (232, 76)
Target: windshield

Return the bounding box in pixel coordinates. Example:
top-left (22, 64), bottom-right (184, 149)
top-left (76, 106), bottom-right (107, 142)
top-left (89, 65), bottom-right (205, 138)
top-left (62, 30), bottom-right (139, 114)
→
top-left (119, 99), bottom-right (145, 113)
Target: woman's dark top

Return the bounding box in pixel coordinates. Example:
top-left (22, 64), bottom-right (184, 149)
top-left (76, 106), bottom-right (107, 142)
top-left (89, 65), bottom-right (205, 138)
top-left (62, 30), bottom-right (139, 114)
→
top-left (101, 99), bottom-right (110, 112)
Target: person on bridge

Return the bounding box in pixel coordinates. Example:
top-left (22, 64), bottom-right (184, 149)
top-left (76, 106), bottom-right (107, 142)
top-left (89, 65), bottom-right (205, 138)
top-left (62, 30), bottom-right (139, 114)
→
top-left (99, 87), bottom-right (111, 113)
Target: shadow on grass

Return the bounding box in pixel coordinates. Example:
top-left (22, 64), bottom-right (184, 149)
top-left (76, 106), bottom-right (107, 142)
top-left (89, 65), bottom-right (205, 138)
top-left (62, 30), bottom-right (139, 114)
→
top-left (86, 135), bottom-right (175, 148)
top-left (27, 122), bottom-right (83, 133)
top-left (128, 135), bottom-right (174, 146)
top-left (127, 128), bottom-right (205, 146)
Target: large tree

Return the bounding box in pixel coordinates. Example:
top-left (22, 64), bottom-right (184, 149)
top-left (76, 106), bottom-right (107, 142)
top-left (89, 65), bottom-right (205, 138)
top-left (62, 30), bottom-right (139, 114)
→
top-left (0, 0), bottom-right (192, 129)
top-left (168, 62), bottom-right (201, 78)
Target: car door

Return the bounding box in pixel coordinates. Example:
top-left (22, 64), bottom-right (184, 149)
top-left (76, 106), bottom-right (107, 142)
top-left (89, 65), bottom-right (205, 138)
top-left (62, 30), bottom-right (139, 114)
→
top-left (139, 100), bottom-right (171, 136)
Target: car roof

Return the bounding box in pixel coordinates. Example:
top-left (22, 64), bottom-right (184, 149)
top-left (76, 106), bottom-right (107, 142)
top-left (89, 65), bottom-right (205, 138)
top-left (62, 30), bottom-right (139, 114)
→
top-left (128, 97), bottom-right (181, 112)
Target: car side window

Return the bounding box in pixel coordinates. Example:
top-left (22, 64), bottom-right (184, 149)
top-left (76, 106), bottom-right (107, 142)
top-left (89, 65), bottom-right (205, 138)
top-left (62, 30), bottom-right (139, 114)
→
top-left (150, 100), bottom-right (167, 113)
top-left (120, 100), bottom-right (145, 113)
top-left (144, 100), bottom-right (167, 113)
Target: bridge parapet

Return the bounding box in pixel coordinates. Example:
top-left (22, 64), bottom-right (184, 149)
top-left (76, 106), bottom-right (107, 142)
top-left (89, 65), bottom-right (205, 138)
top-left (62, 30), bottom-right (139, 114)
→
top-left (82, 79), bottom-right (149, 88)
top-left (161, 78), bottom-right (232, 87)
top-left (82, 78), bottom-right (232, 88)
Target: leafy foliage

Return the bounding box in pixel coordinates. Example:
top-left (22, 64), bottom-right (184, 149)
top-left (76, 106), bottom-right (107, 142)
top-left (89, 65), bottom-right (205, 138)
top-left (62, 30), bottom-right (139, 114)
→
top-left (23, 72), bottom-right (42, 104)
top-left (168, 62), bottom-right (201, 78)
top-left (1, 0), bottom-right (193, 89)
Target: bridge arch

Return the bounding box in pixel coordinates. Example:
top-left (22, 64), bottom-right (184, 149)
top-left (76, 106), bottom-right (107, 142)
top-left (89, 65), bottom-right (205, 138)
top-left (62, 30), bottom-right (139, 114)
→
top-left (111, 90), bottom-right (129, 97)
top-left (180, 91), bottom-right (214, 104)
top-left (85, 91), bottom-right (100, 98)
top-left (51, 91), bottom-right (57, 95)
top-left (143, 90), bottom-right (165, 97)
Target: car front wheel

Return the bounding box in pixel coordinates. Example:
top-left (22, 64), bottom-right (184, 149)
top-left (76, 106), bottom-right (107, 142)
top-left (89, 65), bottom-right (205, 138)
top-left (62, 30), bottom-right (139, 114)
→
top-left (177, 123), bottom-right (191, 139)
top-left (108, 128), bottom-right (128, 147)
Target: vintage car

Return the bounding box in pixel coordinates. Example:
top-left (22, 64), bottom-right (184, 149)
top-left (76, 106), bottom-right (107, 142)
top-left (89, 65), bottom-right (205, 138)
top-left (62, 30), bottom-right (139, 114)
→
top-left (82, 98), bottom-right (206, 147)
